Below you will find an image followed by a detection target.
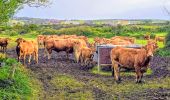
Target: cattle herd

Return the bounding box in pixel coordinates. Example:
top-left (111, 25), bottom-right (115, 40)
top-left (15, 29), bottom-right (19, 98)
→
top-left (0, 34), bottom-right (161, 83)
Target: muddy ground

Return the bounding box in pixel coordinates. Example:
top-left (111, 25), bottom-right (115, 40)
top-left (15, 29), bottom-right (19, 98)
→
top-left (6, 48), bottom-right (170, 100)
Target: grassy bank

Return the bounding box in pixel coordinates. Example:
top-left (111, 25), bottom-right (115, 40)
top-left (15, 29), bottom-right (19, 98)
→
top-left (0, 54), bottom-right (42, 99)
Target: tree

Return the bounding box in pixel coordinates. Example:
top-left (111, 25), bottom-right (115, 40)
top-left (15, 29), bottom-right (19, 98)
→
top-left (0, 0), bottom-right (50, 25)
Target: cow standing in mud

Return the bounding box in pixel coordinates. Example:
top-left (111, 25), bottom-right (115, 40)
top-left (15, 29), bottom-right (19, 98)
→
top-left (0, 38), bottom-right (10, 53)
top-left (44, 39), bottom-right (77, 60)
top-left (73, 41), bottom-right (95, 66)
top-left (16, 38), bottom-right (39, 65)
top-left (110, 40), bottom-right (158, 83)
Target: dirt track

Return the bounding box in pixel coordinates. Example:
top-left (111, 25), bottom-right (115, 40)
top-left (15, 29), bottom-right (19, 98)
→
top-left (6, 48), bottom-right (170, 100)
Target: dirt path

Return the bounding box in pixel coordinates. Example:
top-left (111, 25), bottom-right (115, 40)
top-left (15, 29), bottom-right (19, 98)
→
top-left (6, 48), bottom-right (170, 100)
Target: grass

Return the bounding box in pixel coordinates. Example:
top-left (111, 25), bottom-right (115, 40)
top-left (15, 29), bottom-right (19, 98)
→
top-left (0, 55), bottom-right (42, 100)
top-left (50, 74), bottom-right (93, 100)
top-left (91, 66), bottom-right (153, 77)
top-left (88, 77), bottom-right (170, 99)
top-left (136, 39), bottom-right (164, 48)
top-left (0, 33), bottom-right (37, 48)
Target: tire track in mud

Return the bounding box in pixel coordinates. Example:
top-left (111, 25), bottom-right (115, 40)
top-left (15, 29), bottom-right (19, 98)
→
top-left (6, 48), bottom-right (170, 99)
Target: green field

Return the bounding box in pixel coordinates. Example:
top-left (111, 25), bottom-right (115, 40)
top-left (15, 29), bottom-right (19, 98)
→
top-left (0, 24), bottom-right (169, 99)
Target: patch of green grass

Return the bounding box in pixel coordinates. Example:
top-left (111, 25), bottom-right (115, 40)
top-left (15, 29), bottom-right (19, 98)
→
top-left (51, 74), bottom-right (93, 100)
top-left (91, 66), bottom-right (152, 77)
top-left (0, 33), bottom-right (37, 48)
top-left (88, 38), bottom-right (94, 43)
top-left (136, 39), bottom-right (164, 48)
top-left (0, 57), bottom-right (42, 100)
top-left (155, 32), bottom-right (167, 36)
top-left (91, 66), bottom-right (112, 76)
top-left (88, 77), bottom-right (170, 99)
top-left (156, 48), bottom-right (170, 57)
top-left (51, 74), bottom-right (84, 89)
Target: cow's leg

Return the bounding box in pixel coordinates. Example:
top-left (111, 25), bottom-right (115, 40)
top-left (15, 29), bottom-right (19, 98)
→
top-left (18, 53), bottom-right (21, 62)
top-left (33, 52), bottom-right (35, 61)
top-left (44, 47), bottom-right (48, 57)
top-left (80, 56), bottom-right (84, 66)
top-left (4, 46), bottom-right (7, 53)
top-left (35, 51), bottom-right (38, 64)
top-left (111, 66), bottom-right (114, 77)
top-left (47, 49), bottom-right (52, 59)
top-left (84, 58), bottom-right (88, 66)
top-left (135, 67), bottom-right (142, 83)
top-left (76, 53), bottom-right (80, 63)
top-left (66, 52), bottom-right (69, 60)
top-left (23, 54), bottom-right (26, 65)
top-left (28, 54), bottom-right (32, 64)
top-left (2, 47), bottom-right (4, 53)
top-left (113, 63), bottom-right (121, 83)
top-left (36, 50), bottom-right (38, 64)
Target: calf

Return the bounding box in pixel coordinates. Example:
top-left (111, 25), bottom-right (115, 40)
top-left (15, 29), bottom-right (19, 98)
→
top-left (79, 47), bottom-right (95, 66)
top-left (155, 36), bottom-right (165, 44)
top-left (73, 39), bottom-right (88, 63)
top-left (110, 41), bottom-right (158, 83)
top-left (16, 38), bottom-right (38, 65)
top-left (0, 38), bottom-right (10, 53)
top-left (144, 34), bottom-right (150, 40)
top-left (73, 41), bottom-right (94, 65)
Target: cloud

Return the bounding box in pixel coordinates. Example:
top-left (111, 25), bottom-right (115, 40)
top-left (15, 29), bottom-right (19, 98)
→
top-left (15, 0), bottom-right (169, 20)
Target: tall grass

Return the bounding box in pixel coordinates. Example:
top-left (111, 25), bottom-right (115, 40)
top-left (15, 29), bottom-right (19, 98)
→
top-left (0, 54), bottom-right (42, 100)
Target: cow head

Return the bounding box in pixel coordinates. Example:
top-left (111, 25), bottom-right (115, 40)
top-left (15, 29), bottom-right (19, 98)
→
top-left (73, 41), bottom-right (81, 47)
top-left (144, 40), bottom-right (158, 57)
top-left (15, 38), bottom-right (26, 44)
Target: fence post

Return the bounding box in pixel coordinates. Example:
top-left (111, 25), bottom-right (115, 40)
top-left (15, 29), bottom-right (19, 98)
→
top-left (97, 45), bottom-right (100, 72)
top-left (8, 64), bottom-right (17, 79)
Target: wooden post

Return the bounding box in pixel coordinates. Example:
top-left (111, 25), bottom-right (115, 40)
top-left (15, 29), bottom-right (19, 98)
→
top-left (97, 45), bottom-right (100, 72)
top-left (8, 64), bottom-right (17, 79)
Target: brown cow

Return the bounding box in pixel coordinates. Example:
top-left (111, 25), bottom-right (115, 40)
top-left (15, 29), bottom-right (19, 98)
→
top-left (79, 47), bottom-right (95, 66)
top-left (94, 37), bottom-right (104, 45)
top-left (144, 34), bottom-right (150, 40)
top-left (111, 36), bottom-right (136, 44)
top-left (44, 38), bottom-right (81, 60)
top-left (110, 41), bottom-right (158, 83)
top-left (110, 38), bottom-right (133, 45)
top-left (0, 38), bottom-right (10, 53)
top-left (37, 35), bottom-right (45, 46)
top-left (155, 36), bottom-right (165, 44)
top-left (73, 39), bottom-right (88, 63)
top-left (73, 41), bottom-right (94, 65)
top-left (16, 38), bottom-right (38, 65)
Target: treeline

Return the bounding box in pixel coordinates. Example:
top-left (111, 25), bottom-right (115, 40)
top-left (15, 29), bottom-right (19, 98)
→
top-left (0, 24), bottom-right (169, 38)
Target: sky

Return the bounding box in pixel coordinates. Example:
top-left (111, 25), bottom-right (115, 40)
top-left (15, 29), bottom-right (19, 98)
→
top-left (15, 0), bottom-right (170, 20)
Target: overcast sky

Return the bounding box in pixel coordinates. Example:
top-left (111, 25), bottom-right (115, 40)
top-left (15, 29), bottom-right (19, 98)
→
top-left (15, 0), bottom-right (170, 20)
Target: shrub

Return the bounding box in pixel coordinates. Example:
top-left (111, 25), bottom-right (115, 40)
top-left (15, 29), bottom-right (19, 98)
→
top-left (0, 58), bottom-right (42, 99)
top-left (155, 48), bottom-right (170, 57)
top-left (165, 32), bottom-right (170, 48)
top-left (9, 30), bottom-right (18, 36)
top-left (0, 53), bottom-right (7, 62)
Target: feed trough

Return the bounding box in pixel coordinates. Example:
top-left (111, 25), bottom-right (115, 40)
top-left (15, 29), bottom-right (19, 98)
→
top-left (94, 44), bottom-right (142, 71)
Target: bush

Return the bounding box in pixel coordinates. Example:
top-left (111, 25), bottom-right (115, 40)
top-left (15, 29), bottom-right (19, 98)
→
top-left (0, 58), bottom-right (42, 99)
top-left (9, 30), bottom-right (18, 36)
top-left (0, 53), bottom-right (7, 62)
top-left (155, 48), bottom-right (170, 57)
top-left (165, 32), bottom-right (170, 48)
